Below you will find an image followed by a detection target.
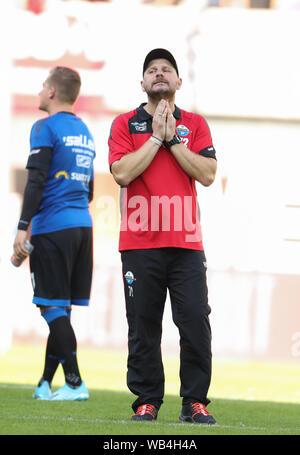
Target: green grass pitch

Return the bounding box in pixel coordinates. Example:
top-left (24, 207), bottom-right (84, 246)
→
top-left (1, 343), bottom-right (300, 436)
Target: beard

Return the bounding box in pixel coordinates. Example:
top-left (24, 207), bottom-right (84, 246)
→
top-left (145, 81), bottom-right (175, 102)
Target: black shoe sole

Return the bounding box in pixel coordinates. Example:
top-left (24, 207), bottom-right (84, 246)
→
top-left (131, 416), bottom-right (157, 421)
top-left (179, 414), bottom-right (216, 425)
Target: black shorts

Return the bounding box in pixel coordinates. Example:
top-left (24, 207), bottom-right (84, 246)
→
top-left (29, 227), bottom-right (93, 308)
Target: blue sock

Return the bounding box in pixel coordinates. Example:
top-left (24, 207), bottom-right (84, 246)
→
top-left (41, 307), bottom-right (68, 324)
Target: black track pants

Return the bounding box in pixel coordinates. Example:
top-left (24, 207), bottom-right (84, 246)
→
top-left (121, 248), bottom-right (212, 412)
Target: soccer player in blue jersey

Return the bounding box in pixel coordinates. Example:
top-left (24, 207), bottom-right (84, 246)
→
top-left (13, 66), bottom-right (96, 401)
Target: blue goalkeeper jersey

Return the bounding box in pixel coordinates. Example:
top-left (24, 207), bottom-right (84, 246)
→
top-left (27, 112), bottom-right (95, 235)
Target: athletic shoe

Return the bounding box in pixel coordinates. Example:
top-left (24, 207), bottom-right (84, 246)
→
top-left (50, 381), bottom-right (89, 401)
top-left (33, 380), bottom-right (51, 400)
top-left (179, 402), bottom-right (216, 425)
top-left (131, 404), bottom-right (158, 421)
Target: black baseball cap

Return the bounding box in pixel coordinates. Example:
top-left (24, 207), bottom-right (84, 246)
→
top-left (143, 48), bottom-right (179, 76)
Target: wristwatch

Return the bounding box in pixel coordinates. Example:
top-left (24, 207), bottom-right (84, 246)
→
top-left (164, 134), bottom-right (182, 148)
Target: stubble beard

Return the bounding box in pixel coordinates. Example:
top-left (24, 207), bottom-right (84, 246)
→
top-left (146, 86), bottom-right (174, 104)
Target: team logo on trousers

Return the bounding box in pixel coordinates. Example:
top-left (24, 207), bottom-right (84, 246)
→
top-left (124, 271), bottom-right (136, 297)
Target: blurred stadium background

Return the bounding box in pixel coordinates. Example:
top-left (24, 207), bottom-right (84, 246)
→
top-left (1, 0), bottom-right (300, 377)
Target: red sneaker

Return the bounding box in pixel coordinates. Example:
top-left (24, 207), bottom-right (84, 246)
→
top-left (179, 402), bottom-right (216, 424)
top-left (131, 404), bottom-right (158, 421)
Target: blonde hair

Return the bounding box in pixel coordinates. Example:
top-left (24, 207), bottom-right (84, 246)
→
top-left (47, 66), bottom-right (81, 104)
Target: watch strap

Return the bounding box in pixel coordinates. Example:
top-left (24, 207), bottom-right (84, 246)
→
top-left (164, 134), bottom-right (182, 148)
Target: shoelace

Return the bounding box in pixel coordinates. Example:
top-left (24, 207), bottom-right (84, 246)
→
top-left (136, 404), bottom-right (156, 417)
top-left (190, 402), bottom-right (211, 418)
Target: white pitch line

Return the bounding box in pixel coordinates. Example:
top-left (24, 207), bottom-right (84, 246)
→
top-left (5, 414), bottom-right (271, 432)
top-left (0, 384), bottom-right (34, 390)
top-left (5, 414), bottom-right (300, 433)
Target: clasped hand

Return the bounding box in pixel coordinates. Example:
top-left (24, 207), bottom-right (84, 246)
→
top-left (152, 99), bottom-right (176, 143)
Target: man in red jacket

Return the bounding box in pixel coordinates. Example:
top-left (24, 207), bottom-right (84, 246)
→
top-left (108, 48), bottom-right (217, 424)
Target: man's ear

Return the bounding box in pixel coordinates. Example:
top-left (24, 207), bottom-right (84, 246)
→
top-left (49, 86), bottom-right (55, 99)
top-left (176, 78), bottom-right (182, 91)
top-left (140, 80), bottom-right (145, 92)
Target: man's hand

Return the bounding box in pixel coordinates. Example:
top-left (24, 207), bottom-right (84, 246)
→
top-left (13, 230), bottom-right (29, 261)
top-left (152, 100), bottom-right (168, 141)
top-left (165, 102), bottom-right (176, 141)
top-left (152, 100), bottom-right (176, 142)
